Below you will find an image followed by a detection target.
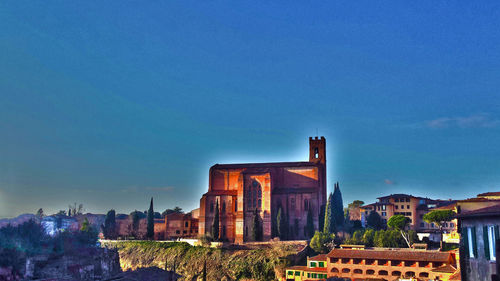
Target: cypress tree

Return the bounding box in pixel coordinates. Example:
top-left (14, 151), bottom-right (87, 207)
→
top-left (318, 204), bottom-right (325, 231)
top-left (306, 207), bottom-right (314, 238)
top-left (332, 182), bottom-right (344, 229)
top-left (211, 199), bottom-right (220, 241)
top-left (323, 192), bottom-right (335, 233)
top-left (277, 206), bottom-right (287, 240)
top-left (251, 209), bottom-right (261, 241)
top-left (104, 209), bottom-right (117, 239)
top-left (147, 197), bottom-right (154, 239)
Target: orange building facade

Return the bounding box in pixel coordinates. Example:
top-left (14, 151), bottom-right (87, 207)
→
top-left (285, 246), bottom-right (460, 281)
top-left (199, 137), bottom-right (327, 243)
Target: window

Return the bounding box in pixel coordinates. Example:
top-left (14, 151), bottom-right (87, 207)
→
top-left (287, 271), bottom-right (293, 276)
top-left (310, 261), bottom-right (317, 268)
top-left (485, 225), bottom-right (498, 261)
top-left (185, 222), bottom-right (189, 227)
top-left (406, 198), bottom-right (410, 202)
top-left (420, 222), bottom-right (425, 227)
top-left (465, 227), bottom-right (477, 258)
top-left (407, 205), bottom-right (410, 209)
top-left (210, 201), bottom-right (214, 213)
top-left (222, 226), bottom-right (226, 238)
top-left (314, 147), bottom-right (319, 158)
top-left (318, 262), bottom-right (325, 267)
top-left (395, 205), bottom-right (398, 209)
top-left (295, 271), bottom-right (300, 276)
top-left (304, 199), bottom-right (309, 210)
top-left (450, 223), bottom-right (454, 227)
top-left (395, 198), bottom-right (399, 202)
top-left (176, 230), bottom-right (180, 234)
top-left (382, 205), bottom-right (386, 211)
top-left (382, 212), bottom-right (387, 217)
top-left (222, 201), bottom-right (226, 213)
top-left (235, 199), bottom-right (237, 212)
top-left (401, 205), bottom-right (404, 209)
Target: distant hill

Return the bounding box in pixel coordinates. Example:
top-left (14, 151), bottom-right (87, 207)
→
top-left (0, 213), bottom-right (37, 228)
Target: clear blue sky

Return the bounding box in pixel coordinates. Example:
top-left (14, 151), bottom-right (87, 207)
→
top-left (1, 2), bottom-right (499, 218)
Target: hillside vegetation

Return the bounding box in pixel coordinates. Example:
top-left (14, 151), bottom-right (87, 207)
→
top-left (105, 241), bottom-right (307, 281)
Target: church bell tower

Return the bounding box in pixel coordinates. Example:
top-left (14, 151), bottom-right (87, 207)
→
top-left (309, 136), bottom-right (326, 164)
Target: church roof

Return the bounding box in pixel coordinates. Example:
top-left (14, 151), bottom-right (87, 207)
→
top-left (211, 161), bottom-right (319, 169)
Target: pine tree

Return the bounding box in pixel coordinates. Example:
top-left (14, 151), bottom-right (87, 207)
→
top-left (147, 197), bottom-right (154, 239)
top-left (323, 192), bottom-right (335, 233)
top-left (277, 206), bottom-right (287, 240)
top-left (211, 200), bottom-right (220, 241)
top-left (306, 207), bottom-right (315, 238)
top-left (332, 182), bottom-right (344, 229)
top-left (251, 209), bottom-right (261, 241)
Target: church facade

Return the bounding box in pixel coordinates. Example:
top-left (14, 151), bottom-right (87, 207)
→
top-left (199, 137), bottom-right (327, 243)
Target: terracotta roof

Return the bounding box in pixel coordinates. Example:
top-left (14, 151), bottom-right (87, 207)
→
top-left (449, 269), bottom-right (461, 280)
top-left (204, 190), bottom-right (238, 196)
top-left (431, 264), bottom-right (457, 273)
top-left (457, 197), bottom-right (500, 203)
top-left (287, 266), bottom-right (327, 272)
top-left (478, 192), bottom-right (500, 197)
top-left (212, 161), bottom-right (320, 170)
top-left (309, 254), bottom-right (327, 261)
top-left (458, 204), bottom-right (500, 218)
top-left (377, 194), bottom-right (424, 200)
top-left (326, 249), bottom-right (451, 262)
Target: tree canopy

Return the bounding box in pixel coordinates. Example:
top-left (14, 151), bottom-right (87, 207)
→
top-left (332, 182), bottom-right (344, 229)
top-left (146, 198), bottom-right (155, 239)
top-left (323, 193), bottom-right (335, 233)
top-left (348, 200), bottom-right (365, 209)
top-left (211, 200), bottom-right (220, 241)
top-left (423, 210), bottom-right (455, 226)
top-left (366, 211), bottom-right (384, 230)
top-left (310, 231), bottom-right (335, 253)
top-left (387, 215), bottom-right (410, 231)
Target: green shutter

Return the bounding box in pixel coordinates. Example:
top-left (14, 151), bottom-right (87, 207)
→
top-left (484, 226), bottom-right (490, 260)
top-left (463, 226), bottom-right (469, 257)
top-left (472, 226), bottom-right (478, 258)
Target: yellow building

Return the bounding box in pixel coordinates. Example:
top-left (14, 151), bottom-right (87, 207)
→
top-left (284, 254), bottom-right (328, 281)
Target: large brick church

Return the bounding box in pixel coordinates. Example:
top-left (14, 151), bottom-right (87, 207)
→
top-left (199, 137), bottom-right (327, 243)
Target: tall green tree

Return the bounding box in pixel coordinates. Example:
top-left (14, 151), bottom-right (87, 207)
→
top-left (80, 217), bottom-right (91, 232)
top-left (147, 197), bottom-right (155, 239)
top-left (318, 204), bottom-right (325, 231)
top-left (305, 208), bottom-right (315, 238)
top-left (423, 209), bottom-right (455, 250)
top-left (366, 210), bottom-right (384, 230)
top-left (211, 200), bottom-right (220, 241)
top-left (332, 182), bottom-right (344, 229)
top-left (104, 209), bottom-right (117, 239)
top-left (251, 209), bottom-right (262, 241)
top-left (277, 206), bottom-right (287, 240)
top-left (387, 214), bottom-right (411, 247)
top-left (323, 193), bottom-right (335, 233)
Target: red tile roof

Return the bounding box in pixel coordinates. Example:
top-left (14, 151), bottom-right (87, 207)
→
top-left (212, 161), bottom-right (320, 169)
top-left (478, 192), bottom-right (500, 197)
top-left (326, 248), bottom-right (452, 262)
top-left (309, 254), bottom-right (327, 261)
top-left (458, 204), bottom-right (500, 218)
top-left (431, 264), bottom-right (457, 273)
top-left (287, 266), bottom-right (327, 272)
top-left (449, 269), bottom-right (461, 280)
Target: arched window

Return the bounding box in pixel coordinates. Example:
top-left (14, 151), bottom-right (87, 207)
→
top-left (210, 201), bottom-right (214, 213)
top-left (304, 199), bottom-right (309, 210)
top-left (234, 199), bottom-right (238, 212)
top-left (222, 201), bottom-right (226, 213)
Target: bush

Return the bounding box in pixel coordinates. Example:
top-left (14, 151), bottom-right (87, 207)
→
top-left (310, 231), bottom-right (335, 253)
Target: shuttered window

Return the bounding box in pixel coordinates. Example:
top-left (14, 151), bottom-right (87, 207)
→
top-left (484, 225), bottom-right (499, 261)
top-left (467, 227), bottom-right (477, 258)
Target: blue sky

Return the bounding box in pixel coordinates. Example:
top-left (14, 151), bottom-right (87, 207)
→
top-left (1, 2), bottom-right (499, 218)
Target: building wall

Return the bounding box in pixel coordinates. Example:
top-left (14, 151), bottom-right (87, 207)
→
top-left (199, 137), bottom-right (327, 243)
top-left (460, 216), bottom-right (500, 281)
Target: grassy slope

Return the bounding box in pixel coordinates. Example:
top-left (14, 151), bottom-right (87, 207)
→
top-left (104, 241), bottom-right (305, 281)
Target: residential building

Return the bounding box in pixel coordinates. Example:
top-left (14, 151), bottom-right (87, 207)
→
top-left (284, 245), bottom-right (460, 281)
top-left (41, 215), bottom-right (79, 236)
top-left (458, 204), bottom-right (500, 281)
top-left (199, 137), bottom-right (327, 243)
top-left (361, 194), bottom-right (456, 232)
top-left (164, 212), bottom-right (199, 239)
